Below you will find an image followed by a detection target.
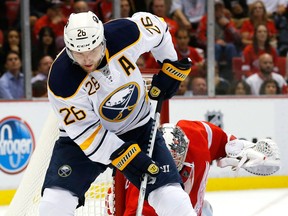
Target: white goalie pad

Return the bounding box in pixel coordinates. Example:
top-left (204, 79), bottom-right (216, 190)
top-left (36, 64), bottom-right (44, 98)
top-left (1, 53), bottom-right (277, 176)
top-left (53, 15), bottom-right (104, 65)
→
top-left (217, 138), bottom-right (280, 176)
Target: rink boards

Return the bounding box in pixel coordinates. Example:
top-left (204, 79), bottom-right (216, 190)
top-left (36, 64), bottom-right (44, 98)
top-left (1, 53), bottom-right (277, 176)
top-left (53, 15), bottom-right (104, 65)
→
top-left (1, 97), bottom-right (288, 205)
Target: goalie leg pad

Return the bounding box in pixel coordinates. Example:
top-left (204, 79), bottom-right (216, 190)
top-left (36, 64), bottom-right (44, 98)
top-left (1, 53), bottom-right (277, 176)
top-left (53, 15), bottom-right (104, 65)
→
top-left (110, 142), bottom-right (160, 177)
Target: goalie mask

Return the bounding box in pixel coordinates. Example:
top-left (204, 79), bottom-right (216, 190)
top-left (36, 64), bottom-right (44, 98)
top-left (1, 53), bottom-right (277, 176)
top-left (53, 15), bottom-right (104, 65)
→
top-left (159, 123), bottom-right (189, 171)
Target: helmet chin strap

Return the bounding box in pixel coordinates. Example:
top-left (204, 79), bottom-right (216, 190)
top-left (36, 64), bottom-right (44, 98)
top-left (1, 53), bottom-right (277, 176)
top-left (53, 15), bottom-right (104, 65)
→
top-left (96, 40), bottom-right (107, 68)
top-left (65, 48), bottom-right (76, 62)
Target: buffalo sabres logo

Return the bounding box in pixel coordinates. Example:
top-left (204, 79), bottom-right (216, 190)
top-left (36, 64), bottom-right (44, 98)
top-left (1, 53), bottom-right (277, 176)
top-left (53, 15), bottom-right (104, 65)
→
top-left (58, 165), bottom-right (72, 177)
top-left (205, 111), bottom-right (223, 128)
top-left (100, 82), bottom-right (139, 122)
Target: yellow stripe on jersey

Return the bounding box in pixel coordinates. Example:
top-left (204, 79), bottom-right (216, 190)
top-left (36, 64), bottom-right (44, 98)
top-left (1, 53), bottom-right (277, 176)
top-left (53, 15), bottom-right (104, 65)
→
top-left (80, 125), bottom-right (103, 150)
top-left (161, 62), bottom-right (190, 81)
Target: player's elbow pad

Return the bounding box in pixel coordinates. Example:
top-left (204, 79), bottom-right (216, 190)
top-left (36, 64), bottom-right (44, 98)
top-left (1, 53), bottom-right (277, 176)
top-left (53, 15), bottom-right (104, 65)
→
top-left (110, 141), bottom-right (160, 177)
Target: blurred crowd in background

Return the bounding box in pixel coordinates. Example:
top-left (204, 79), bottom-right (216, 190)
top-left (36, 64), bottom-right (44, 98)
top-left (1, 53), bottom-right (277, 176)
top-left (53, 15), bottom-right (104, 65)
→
top-left (0, 0), bottom-right (288, 99)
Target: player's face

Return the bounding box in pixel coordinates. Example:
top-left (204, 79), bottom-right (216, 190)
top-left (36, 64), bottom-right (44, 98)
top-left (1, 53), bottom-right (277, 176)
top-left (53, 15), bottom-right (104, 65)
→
top-left (72, 44), bottom-right (104, 73)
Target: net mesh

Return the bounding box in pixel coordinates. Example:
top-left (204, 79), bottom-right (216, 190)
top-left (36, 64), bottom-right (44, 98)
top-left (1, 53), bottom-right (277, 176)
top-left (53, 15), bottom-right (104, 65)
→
top-left (5, 111), bottom-right (115, 216)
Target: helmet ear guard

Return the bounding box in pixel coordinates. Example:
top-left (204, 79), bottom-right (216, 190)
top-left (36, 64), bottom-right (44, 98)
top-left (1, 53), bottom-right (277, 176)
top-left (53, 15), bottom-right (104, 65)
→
top-left (159, 123), bottom-right (189, 171)
top-left (64, 11), bottom-right (104, 53)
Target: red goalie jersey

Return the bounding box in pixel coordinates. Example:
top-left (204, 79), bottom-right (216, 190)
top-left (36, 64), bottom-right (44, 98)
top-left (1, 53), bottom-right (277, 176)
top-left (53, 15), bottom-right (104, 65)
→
top-left (123, 120), bottom-right (236, 216)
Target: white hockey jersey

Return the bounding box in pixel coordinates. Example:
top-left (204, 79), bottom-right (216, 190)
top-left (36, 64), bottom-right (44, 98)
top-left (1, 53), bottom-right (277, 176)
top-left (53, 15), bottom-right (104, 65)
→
top-left (47, 12), bottom-right (177, 165)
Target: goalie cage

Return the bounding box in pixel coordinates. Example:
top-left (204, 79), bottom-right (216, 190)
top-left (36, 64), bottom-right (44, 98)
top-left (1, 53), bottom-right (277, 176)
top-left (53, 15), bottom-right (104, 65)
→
top-left (5, 110), bottom-right (126, 216)
top-left (6, 70), bottom-right (169, 216)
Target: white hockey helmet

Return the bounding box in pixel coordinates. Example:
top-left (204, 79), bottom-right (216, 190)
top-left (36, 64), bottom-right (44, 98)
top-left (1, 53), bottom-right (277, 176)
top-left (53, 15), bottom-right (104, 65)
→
top-left (64, 11), bottom-right (104, 52)
top-left (159, 123), bottom-right (189, 171)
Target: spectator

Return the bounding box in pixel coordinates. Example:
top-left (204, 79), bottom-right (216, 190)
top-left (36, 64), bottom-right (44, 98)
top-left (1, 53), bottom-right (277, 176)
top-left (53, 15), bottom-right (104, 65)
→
top-left (190, 76), bottom-right (207, 96)
top-left (228, 80), bottom-right (252, 95)
top-left (144, 0), bottom-right (180, 69)
top-left (170, 0), bottom-right (207, 35)
top-left (0, 28), bottom-right (21, 76)
top-left (30, 0), bottom-right (53, 18)
top-left (132, 0), bottom-right (149, 12)
top-left (136, 54), bottom-right (146, 69)
top-left (176, 77), bottom-right (192, 96)
top-left (0, 1), bottom-right (8, 31)
top-left (245, 53), bottom-right (287, 95)
top-left (214, 62), bottom-right (230, 95)
top-left (144, 52), bottom-right (161, 69)
top-left (240, 1), bottom-right (277, 47)
top-left (73, 0), bottom-right (89, 14)
top-left (32, 26), bottom-right (57, 72)
top-left (241, 24), bottom-right (279, 77)
top-left (223, 0), bottom-right (249, 19)
top-left (120, 0), bottom-right (135, 18)
top-left (93, 0), bottom-right (113, 23)
top-left (32, 80), bottom-right (48, 98)
top-left (33, 2), bottom-right (67, 48)
top-left (247, 0), bottom-right (287, 18)
top-left (259, 79), bottom-right (281, 95)
top-left (223, 0), bottom-right (249, 29)
top-left (150, 0), bottom-right (179, 45)
top-left (31, 55), bottom-right (54, 84)
top-left (175, 28), bottom-right (204, 77)
top-left (200, 60), bottom-right (230, 95)
top-left (30, 13), bottom-right (40, 46)
top-left (2, 28), bottom-right (21, 55)
top-left (274, 8), bottom-right (288, 56)
top-left (0, 29), bottom-right (3, 48)
top-left (197, 0), bottom-right (241, 81)
top-left (0, 51), bottom-right (24, 99)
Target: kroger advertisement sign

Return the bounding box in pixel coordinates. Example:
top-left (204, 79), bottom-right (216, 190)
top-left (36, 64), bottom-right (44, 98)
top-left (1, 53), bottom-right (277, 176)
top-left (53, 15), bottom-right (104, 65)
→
top-left (0, 101), bottom-right (50, 190)
top-left (0, 116), bottom-right (35, 174)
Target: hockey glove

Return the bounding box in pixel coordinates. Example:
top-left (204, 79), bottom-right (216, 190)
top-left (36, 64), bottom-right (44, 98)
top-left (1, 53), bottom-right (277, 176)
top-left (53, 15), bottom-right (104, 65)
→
top-left (217, 139), bottom-right (280, 176)
top-left (110, 141), bottom-right (160, 177)
top-left (148, 58), bottom-right (192, 100)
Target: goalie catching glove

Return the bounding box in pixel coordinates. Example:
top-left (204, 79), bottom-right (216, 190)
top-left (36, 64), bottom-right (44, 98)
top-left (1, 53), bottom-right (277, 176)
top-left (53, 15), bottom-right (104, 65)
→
top-left (217, 138), bottom-right (280, 176)
top-left (148, 58), bottom-right (192, 100)
top-left (110, 141), bottom-right (160, 177)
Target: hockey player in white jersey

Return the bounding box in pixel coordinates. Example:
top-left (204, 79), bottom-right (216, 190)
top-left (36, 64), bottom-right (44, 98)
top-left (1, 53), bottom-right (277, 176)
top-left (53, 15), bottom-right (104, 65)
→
top-left (39, 11), bottom-right (194, 216)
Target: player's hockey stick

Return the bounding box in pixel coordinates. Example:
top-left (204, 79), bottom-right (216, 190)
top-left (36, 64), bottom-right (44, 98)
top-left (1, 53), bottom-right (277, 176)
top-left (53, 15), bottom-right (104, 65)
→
top-left (136, 97), bottom-right (164, 216)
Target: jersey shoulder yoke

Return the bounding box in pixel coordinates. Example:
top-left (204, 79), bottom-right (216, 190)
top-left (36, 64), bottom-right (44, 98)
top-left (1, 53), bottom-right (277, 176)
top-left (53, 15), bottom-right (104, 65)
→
top-left (48, 51), bottom-right (87, 98)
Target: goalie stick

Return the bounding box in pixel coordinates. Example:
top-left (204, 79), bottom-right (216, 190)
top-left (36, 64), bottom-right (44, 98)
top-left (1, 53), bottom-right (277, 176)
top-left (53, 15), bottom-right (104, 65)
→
top-left (136, 97), bottom-right (164, 216)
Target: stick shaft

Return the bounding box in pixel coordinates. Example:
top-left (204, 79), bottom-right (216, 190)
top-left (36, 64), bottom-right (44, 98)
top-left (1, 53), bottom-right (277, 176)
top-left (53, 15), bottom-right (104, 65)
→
top-left (136, 98), bottom-right (163, 216)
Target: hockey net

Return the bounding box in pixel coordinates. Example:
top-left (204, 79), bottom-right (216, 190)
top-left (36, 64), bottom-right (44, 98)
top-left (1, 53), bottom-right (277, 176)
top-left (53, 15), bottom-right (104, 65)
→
top-left (5, 110), bottom-right (125, 216)
top-left (6, 71), bottom-right (165, 216)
